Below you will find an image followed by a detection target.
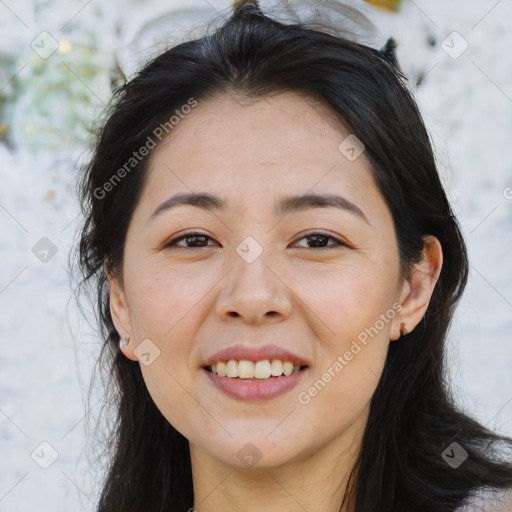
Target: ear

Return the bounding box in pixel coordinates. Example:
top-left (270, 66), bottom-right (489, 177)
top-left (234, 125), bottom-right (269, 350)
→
top-left (106, 263), bottom-right (138, 361)
top-left (390, 235), bottom-right (443, 341)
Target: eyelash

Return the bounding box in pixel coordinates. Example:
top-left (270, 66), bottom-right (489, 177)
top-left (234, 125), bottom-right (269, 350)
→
top-left (163, 230), bottom-right (348, 250)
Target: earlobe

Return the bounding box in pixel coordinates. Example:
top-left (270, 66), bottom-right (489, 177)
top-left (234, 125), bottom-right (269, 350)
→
top-left (118, 336), bottom-right (138, 362)
top-left (390, 236), bottom-right (443, 341)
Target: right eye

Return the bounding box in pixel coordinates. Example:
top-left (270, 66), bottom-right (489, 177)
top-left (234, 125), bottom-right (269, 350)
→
top-left (163, 231), bottom-right (218, 249)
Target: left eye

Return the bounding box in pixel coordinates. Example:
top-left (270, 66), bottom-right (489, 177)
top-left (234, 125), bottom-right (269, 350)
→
top-left (164, 231), bottom-right (346, 249)
top-left (293, 232), bottom-right (346, 249)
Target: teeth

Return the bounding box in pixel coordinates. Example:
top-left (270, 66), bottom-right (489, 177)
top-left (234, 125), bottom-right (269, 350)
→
top-left (208, 359), bottom-right (303, 379)
top-left (270, 359), bottom-right (283, 376)
top-left (238, 360), bottom-right (254, 379)
top-left (254, 360), bottom-right (271, 379)
top-left (283, 361), bottom-right (294, 376)
top-left (226, 360), bottom-right (238, 378)
top-left (217, 361), bottom-right (227, 377)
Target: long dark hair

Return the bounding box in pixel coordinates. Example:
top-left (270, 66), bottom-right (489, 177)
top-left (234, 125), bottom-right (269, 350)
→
top-left (74, 2), bottom-right (512, 511)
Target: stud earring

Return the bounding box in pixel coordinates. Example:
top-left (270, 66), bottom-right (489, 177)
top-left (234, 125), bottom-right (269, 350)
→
top-left (399, 323), bottom-right (409, 337)
top-left (119, 337), bottom-right (129, 350)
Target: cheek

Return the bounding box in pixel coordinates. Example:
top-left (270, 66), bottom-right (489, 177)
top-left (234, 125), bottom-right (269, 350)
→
top-left (295, 256), bottom-right (398, 340)
top-left (126, 261), bottom-right (216, 342)
top-left (125, 266), bottom-right (209, 405)
top-left (294, 257), bottom-right (397, 406)
top-left (128, 266), bottom-right (215, 436)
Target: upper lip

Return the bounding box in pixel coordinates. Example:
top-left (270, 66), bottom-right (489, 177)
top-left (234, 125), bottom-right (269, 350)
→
top-left (202, 344), bottom-right (310, 368)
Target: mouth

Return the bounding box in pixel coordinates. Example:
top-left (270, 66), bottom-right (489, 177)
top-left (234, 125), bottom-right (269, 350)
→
top-left (203, 359), bottom-right (309, 380)
top-left (202, 360), bottom-right (310, 401)
top-left (200, 344), bottom-right (310, 400)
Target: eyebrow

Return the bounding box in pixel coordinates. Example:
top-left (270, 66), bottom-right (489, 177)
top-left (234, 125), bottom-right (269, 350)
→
top-left (148, 191), bottom-right (370, 225)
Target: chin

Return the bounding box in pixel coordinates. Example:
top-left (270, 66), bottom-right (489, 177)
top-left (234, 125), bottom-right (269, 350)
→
top-left (201, 436), bottom-right (303, 470)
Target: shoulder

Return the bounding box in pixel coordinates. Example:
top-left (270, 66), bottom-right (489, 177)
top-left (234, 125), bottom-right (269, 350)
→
top-left (456, 487), bottom-right (512, 512)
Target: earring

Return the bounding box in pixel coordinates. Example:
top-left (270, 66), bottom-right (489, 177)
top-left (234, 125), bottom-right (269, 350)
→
top-left (119, 337), bottom-right (128, 350)
top-left (399, 323), bottom-right (409, 337)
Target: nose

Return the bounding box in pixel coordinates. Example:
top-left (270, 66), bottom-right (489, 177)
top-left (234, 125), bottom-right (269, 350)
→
top-left (214, 248), bottom-right (293, 325)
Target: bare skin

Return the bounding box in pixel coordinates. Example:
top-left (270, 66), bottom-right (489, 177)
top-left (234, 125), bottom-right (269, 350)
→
top-left (108, 92), bottom-right (442, 512)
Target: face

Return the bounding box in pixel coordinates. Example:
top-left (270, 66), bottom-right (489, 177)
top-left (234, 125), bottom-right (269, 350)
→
top-left (109, 91), bottom-right (428, 471)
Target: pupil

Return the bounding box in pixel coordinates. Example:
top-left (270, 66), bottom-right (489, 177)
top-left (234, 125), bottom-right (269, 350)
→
top-left (309, 235), bottom-right (327, 248)
top-left (189, 236), bottom-right (206, 247)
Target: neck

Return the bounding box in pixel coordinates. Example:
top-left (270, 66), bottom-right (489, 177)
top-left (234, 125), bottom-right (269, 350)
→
top-left (190, 410), bottom-right (367, 512)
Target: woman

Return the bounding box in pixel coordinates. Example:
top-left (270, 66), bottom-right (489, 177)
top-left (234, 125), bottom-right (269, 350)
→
top-left (75, 1), bottom-right (512, 510)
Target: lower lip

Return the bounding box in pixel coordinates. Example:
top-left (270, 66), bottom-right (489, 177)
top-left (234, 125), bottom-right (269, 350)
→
top-left (203, 368), bottom-right (309, 402)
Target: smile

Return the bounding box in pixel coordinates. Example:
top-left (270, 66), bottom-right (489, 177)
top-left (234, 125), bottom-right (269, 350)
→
top-left (206, 359), bottom-right (307, 379)
top-left (203, 360), bottom-right (309, 401)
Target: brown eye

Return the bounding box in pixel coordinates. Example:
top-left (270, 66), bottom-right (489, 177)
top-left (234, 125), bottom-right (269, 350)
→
top-left (164, 230), bottom-right (347, 250)
top-left (292, 231), bottom-right (347, 249)
top-left (164, 232), bottom-right (217, 248)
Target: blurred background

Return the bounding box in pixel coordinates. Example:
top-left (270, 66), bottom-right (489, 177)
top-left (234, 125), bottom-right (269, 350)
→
top-left (1, 0), bottom-right (511, 510)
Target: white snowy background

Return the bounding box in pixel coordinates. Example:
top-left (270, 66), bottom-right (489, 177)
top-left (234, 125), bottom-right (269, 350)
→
top-left (0, 0), bottom-right (511, 510)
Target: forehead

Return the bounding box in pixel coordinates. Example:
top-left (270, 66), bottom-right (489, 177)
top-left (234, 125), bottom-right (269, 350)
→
top-left (138, 92), bottom-right (386, 221)
top-left (152, 92), bottom-right (355, 167)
